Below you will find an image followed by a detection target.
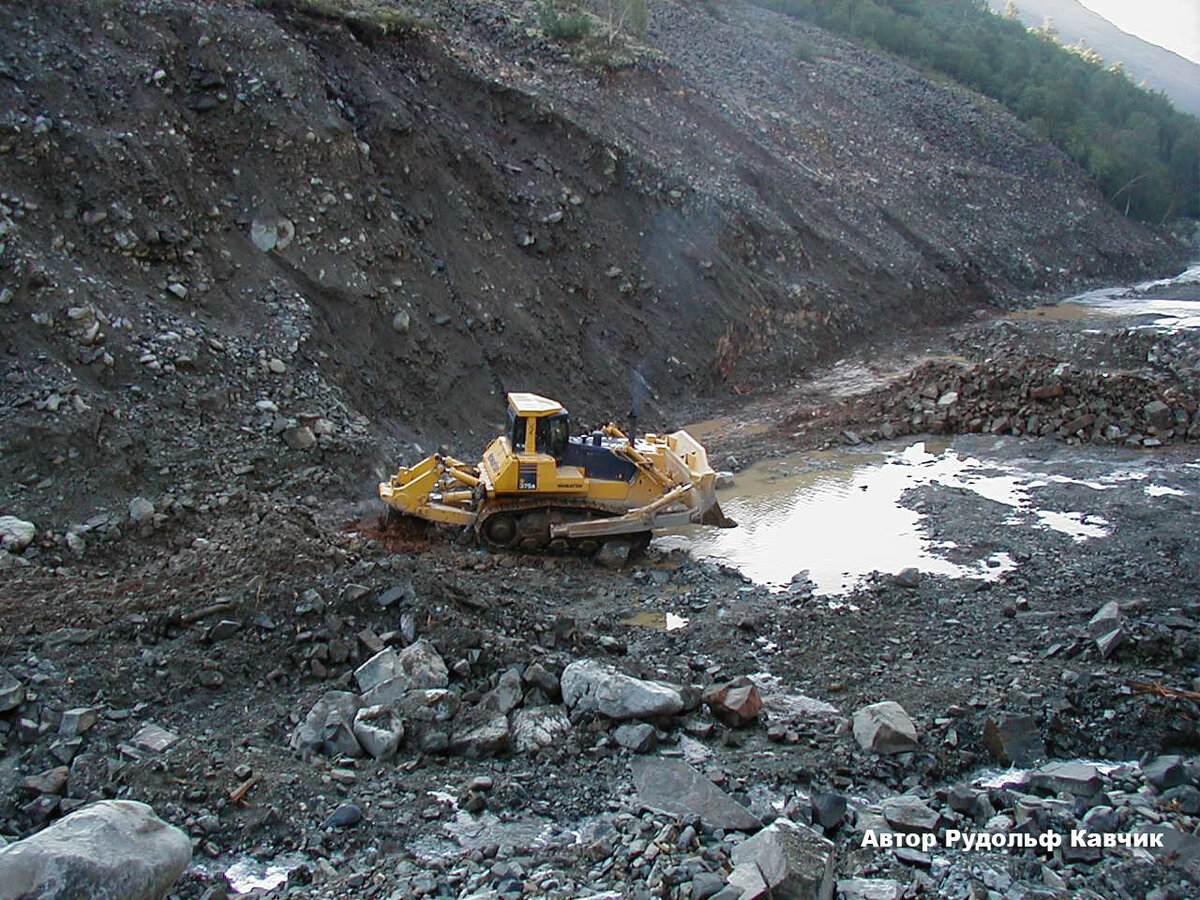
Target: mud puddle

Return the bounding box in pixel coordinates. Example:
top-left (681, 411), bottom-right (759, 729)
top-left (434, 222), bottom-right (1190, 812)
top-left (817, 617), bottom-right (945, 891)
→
top-left (1009, 263), bottom-right (1200, 330)
top-left (660, 438), bottom-right (1193, 595)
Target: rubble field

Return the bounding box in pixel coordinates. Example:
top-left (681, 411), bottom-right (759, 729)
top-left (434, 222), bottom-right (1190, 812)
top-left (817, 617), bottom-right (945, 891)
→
top-left (2, 280), bottom-right (1198, 900)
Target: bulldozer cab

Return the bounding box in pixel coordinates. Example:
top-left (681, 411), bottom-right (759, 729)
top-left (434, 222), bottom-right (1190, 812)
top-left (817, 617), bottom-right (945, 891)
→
top-left (506, 392), bottom-right (569, 460)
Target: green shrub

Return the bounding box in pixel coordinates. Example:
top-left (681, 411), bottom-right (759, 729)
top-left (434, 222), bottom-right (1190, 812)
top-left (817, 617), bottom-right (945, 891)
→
top-left (538, 3), bottom-right (594, 42)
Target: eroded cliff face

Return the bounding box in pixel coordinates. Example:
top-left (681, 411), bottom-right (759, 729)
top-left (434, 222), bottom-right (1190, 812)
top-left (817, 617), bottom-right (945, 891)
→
top-left (0, 0), bottom-right (1183, 521)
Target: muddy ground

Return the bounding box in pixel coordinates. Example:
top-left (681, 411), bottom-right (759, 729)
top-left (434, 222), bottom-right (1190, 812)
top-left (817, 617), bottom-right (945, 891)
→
top-left (2, 275), bottom-right (1198, 899)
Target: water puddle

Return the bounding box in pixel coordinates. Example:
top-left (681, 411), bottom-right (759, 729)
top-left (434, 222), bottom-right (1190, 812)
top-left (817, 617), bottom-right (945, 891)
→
top-left (194, 852), bottom-right (311, 894)
top-left (1009, 264), bottom-right (1200, 330)
top-left (660, 440), bottom-right (1153, 594)
top-left (406, 789), bottom-right (612, 861)
top-left (619, 610), bottom-right (689, 631)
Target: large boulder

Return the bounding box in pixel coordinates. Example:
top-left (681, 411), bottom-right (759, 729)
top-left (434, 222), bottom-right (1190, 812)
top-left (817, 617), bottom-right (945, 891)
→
top-left (726, 818), bottom-right (836, 900)
top-left (0, 800), bottom-right (191, 900)
top-left (561, 659), bottom-right (685, 721)
top-left (0, 516), bottom-right (35, 553)
top-left (511, 707), bottom-right (572, 753)
top-left (291, 691), bottom-right (362, 757)
top-left (632, 757), bottom-right (761, 831)
top-left (356, 640), bottom-right (449, 707)
top-left (851, 702), bottom-right (919, 755)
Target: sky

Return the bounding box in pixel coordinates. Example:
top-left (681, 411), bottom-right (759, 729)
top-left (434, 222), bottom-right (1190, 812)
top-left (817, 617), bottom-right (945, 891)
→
top-left (1079, 0), bottom-right (1200, 65)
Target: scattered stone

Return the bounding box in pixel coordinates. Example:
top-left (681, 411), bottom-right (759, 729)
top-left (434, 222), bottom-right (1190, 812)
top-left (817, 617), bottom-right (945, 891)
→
top-left (881, 795), bottom-right (940, 832)
top-left (0, 800), bottom-right (190, 900)
top-left (631, 758), bottom-right (761, 831)
top-left (0, 669), bottom-right (25, 712)
top-left (131, 723), bottom-right (178, 753)
top-left (391, 310), bottom-right (411, 334)
top-left (360, 640), bottom-right (449, 706)
top-left (810, 792), bottom-right (847, 831)
top-left (1143, 755), bottom-right (1187, 791)
top-left (613, 722), bottom-right (657, 753)
top-left (283, 425), bottom-right (316, 450)
top-left (0, 516), bottom-right (35, 552)
top-left (852, 701), bottom-right (919, 755)
top-left (20, 766), bottom-right (70, 796)
top-left (352, 705), bottom-right (404, 760)
top-left (893, 567), bottom-right (921, 588)
top-left (128, 497), bottom-right (155, 523)
top-left (449, 711), bottom-right (511, 758)
top-left (482, 668), bottom-right (524, 715)
top-left (701, 676), bottom-right (763, 727)
top-left (1027, 761), bottom-right (1103, 797)
top-left (323, 803), bottom-right (363, 829)
top-left (562, 659), bottom-right (686, 721)
top-left (58, 708), bottom-right (99, 738)
top-left (1088, 601), bottom-right (1125, 658)
top-left (511, 707), bottom-right (572, 753)
top-left (594, 541), bottom-right (632, 570)
top-left (837, 878), bottom-right (902, 900)
top-left (292, 691), bottom-right (362, 758)
top-left (725, 818), bottom-right (836, 900)
top-left (982, 714), bottom-right (1045, 765)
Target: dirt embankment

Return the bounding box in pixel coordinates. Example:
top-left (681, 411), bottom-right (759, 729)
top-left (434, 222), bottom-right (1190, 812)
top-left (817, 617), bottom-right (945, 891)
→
top-left (0, 0), bottom-right (1187, 531)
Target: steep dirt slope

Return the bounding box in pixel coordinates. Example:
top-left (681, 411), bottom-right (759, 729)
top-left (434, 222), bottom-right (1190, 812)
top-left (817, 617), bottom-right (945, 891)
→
top-left (0, 0), bottom-right (1184, 528)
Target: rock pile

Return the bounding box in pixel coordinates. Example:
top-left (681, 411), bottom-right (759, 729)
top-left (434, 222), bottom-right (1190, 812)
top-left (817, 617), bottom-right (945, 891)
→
top-left (834, 355), bottom-right (1198, 448)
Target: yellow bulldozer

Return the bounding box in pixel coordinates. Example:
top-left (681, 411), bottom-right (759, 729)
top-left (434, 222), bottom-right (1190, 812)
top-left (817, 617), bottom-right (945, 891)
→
top-left (379, 392), bottom-right (734, 552)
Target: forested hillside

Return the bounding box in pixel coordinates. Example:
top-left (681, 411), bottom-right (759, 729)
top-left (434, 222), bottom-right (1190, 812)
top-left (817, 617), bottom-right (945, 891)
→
top-left (754, 0), bottom-right (1200, 223)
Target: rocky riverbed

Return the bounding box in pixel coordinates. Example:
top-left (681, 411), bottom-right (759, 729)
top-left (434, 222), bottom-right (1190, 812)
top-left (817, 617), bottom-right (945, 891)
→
top-left (2, 276), bottom-right (1198, 899)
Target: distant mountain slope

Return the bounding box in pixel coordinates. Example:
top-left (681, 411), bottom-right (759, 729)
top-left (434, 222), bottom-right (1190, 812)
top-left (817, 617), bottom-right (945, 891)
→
top-left (987, 0), bottom-right (1200, 116)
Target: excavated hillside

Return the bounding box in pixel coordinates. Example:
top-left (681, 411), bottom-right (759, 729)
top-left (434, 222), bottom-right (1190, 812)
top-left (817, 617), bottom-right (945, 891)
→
top-left (0, 0), bottom-right (1185, 527)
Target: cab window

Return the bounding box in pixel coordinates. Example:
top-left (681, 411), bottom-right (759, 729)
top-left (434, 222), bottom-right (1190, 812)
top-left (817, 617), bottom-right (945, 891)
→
top-left (508, 409), bottom-right (526, 451)
top-left (537, 412), bottom-right (570, 460)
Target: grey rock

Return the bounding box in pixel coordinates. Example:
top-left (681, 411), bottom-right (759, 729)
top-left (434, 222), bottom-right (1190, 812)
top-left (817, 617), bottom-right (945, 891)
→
top-left (810, 792), bottom-right (847, 830)
top-left (0, 516), bottom-right (35, 552)
top-left (836, 879), bottom-right (902, 900)
top-left (0, 800), bottom-right (190, 900)
top-left (391, 310), bottom-right (411, 334)
top-left (58, 708), bottom-right (99, 738)
top-left (0, 669), bottom-right (25, 712)
top-left (322, 803), bottom-right (362, 829)
top-left (511, 707), bottom-right (572, 753)
top-left (1027, 761), bottom-right (1103, 797)
top-left (595, 541), bottom-right (632, 569)
top-left (482, 668), bottom-right (524, 715)
top-left (1162, 784), bottom-right (1200, 814)
top-left (449, 711), bottom-right (510, 759)
top-left (20, 766), bottom-right (70, 796)
top-left (250, 216), bottom-right (295, 252)
top-left (893, 567), bottom-right (921, 589)
top-left (292, 691), bottom-right (362, 757)
top-left (1088, 601), bottom-right (1125, 658)
top-left (1142, 755), bottom-right (1187, 791)
top-left (852, 701), bottom-right (919, 755)
top-left (127, 498), bottom-right (155, 523)
top-left (1139, 825), bottom-right (1200, 873)
top-left (1143, 399), bottom-right (1173, 430)
top-left (726, 818), bottom-right (835, 900)
top-left (357, 640), bottom-right (449, 706)
top-left (631, 757), bottom-right (761, 831)
top-left (613, 722), bottom-right (657, 753)
top-left (130, 723), bottom-right (178, 753)
top-left (692, 871), bottom-right (727, 900)
top-left (522, 662), bottom-right (561, 702)
top-left (352, 705), bottom-right (404, 760)
top-left (282, 425), bottom-right (316, 450)
top-left (982, 714), bottom-right (1045, 765)
top-left (881, 795), bottom-right (939, 833)
top-left (561, 659), bottom-right (685, 721)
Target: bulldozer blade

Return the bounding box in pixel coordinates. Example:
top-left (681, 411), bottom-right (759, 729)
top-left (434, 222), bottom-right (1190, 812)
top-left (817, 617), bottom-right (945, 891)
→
top-left (698, 501), bottom-right (737, 528)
